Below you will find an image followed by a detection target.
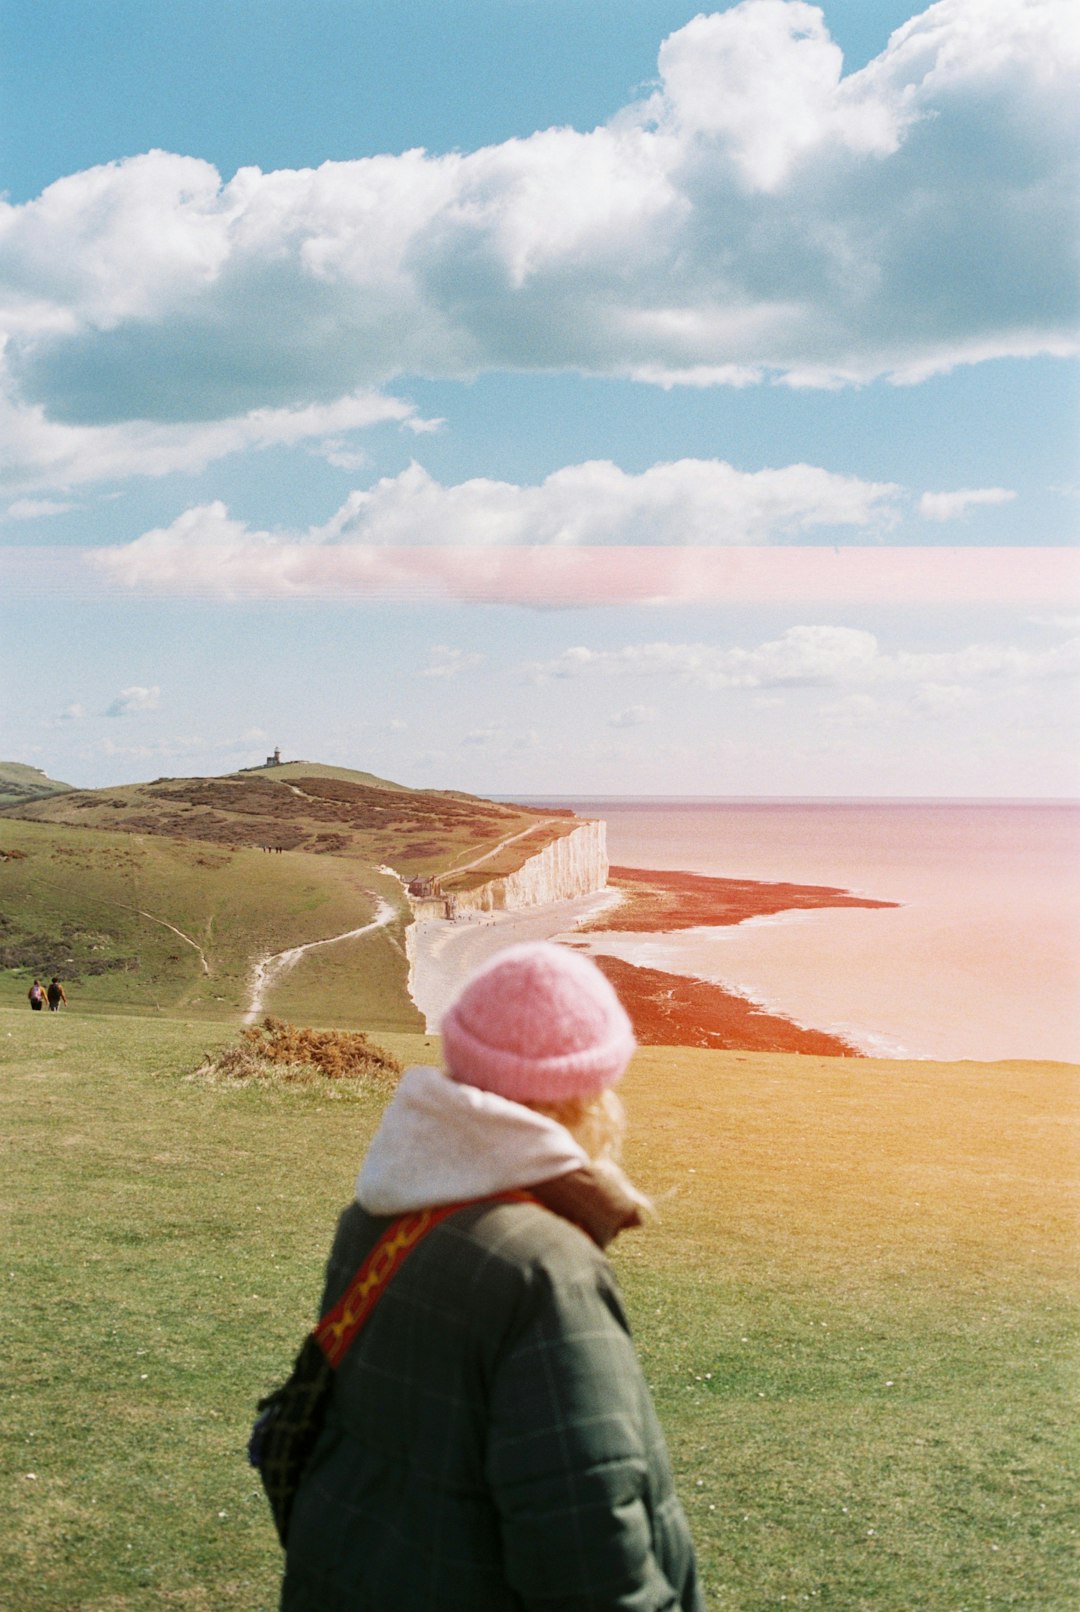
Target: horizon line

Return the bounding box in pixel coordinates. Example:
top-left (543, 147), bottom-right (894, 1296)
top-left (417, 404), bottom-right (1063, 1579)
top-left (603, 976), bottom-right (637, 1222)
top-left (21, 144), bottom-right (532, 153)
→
top-left (491, 794), bottom-right (1080, 806)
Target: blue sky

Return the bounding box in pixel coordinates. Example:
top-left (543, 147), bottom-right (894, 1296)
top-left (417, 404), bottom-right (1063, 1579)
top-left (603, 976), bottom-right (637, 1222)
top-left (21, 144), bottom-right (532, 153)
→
top-left (1, 0), bottom-right (1077, 796)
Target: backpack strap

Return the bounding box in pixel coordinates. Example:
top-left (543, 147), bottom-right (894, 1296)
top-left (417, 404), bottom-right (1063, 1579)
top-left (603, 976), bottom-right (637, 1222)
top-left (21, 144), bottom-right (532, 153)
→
top-left (314, 1189), bottom-right (535, 1368)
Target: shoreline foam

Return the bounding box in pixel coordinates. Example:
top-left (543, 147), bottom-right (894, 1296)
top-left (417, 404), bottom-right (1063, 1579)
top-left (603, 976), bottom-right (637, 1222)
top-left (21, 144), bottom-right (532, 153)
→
top-left (563, 798), bottom-right (1080, 1062)
top-left (566, 862), bottom-right (901, 1054)
top-left (582, 952), bottom-right (863, 1056)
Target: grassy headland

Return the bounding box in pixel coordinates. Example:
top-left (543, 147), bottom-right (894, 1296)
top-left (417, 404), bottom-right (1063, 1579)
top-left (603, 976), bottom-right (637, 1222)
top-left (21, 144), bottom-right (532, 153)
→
top-left (2, 762), bottom-right (920, 1056)
top-left (2, 1006), bottom-right (1074, 1610)
top-left (0, 761), bottom-right (74, 809)
top-left (0, 765), bottom-right (569, 1028)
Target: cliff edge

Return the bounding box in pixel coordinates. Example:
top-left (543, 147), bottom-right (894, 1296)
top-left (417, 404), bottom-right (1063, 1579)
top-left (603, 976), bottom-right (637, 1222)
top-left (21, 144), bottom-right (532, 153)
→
top-left (405, 817), bottom-right (609, 920)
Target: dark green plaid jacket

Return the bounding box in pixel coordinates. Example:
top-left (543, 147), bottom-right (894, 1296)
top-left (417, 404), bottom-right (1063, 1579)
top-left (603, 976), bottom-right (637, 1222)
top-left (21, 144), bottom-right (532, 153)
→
top-left (281, 1195), bottom-right (702, 1611)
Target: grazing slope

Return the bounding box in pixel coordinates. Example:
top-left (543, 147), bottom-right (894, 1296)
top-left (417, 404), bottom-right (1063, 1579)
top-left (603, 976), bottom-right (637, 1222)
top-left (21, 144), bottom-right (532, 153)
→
top-left (0, 760), bottom-right (74, 808)
top-left (0, 763), bottom-right (571, 1025)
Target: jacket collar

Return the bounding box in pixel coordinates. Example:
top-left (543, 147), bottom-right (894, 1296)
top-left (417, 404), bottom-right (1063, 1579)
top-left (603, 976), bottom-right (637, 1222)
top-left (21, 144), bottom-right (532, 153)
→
top-left (356, 1064), bottom-right (588, 1215)
top-left (529, 1162), bottom-right (645, 1248)
top-left (356, 1064), bottom-right (645, 1248)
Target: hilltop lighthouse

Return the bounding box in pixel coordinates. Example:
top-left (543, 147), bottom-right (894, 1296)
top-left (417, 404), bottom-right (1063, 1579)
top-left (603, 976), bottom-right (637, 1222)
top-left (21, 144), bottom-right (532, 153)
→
top-left (265, 746), bottom-right (282, 767)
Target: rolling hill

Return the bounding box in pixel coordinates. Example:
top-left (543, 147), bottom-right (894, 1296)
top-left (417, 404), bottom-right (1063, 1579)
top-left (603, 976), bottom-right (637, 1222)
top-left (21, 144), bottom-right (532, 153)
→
top-left (0, 760), bottom-right (74, 809)
top-left (0, 761), bottom-right (572, 1027)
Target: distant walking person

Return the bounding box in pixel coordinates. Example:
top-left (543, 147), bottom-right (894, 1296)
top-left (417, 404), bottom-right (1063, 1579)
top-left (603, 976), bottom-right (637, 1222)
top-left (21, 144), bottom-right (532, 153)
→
top-left (46, 977), bottom-right (67, 1012)
top-left (27, 979), bottom-right (45, 1011)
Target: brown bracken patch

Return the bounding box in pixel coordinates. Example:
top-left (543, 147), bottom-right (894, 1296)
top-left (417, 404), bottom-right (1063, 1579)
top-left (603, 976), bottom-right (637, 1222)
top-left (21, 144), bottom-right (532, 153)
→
top-left (194, 1015), bottom-right (404, 1087)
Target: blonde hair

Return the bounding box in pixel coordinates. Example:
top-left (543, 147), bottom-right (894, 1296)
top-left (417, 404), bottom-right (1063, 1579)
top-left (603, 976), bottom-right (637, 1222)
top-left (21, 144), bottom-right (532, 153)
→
top-left (527, 1087), bottom-right (656, 1221)
top-left (527, 1088), bottom-right (626, 1164)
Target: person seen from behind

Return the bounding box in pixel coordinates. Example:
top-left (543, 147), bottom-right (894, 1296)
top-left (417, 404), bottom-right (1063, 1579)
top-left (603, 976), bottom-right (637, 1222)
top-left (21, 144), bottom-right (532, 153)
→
top-left (281, 939), bottom-right (703, 1611)
top-left (27, 979), bottom-right (45, 1011)
top-left (47, 977), bottom-right (67, 1011)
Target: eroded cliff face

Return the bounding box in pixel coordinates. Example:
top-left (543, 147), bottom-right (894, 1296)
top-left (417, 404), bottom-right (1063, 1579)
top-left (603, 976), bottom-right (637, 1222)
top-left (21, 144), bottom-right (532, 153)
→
top-left (408, 819), bottom-right (608, 919)
top-left (470, 818), bottom-right (608, 912)
top-left (404, 819), bottom-right (611, 1029)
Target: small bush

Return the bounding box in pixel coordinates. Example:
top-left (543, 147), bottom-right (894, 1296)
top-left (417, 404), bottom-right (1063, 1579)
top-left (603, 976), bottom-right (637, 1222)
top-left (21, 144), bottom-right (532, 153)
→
top-left (192, 1015), bottom-right (403, 1096)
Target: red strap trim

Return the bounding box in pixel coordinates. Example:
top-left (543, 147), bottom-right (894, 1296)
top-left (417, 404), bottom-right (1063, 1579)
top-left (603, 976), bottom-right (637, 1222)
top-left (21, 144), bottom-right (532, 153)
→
top-left (313, 1190), bottom-right (535, 1368)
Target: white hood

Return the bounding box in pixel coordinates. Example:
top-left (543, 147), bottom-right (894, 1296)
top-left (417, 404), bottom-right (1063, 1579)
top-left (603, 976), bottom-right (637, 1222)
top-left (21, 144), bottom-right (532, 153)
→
top-left (356, 1064), bottom-right (589, 1216)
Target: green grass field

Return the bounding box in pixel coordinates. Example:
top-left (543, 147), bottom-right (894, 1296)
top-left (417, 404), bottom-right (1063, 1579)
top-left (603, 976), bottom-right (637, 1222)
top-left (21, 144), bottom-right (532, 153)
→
top-left (2, 1007), bottom-right (1076, 1610)
top-left (0, 818), bottom-right (419, 1028)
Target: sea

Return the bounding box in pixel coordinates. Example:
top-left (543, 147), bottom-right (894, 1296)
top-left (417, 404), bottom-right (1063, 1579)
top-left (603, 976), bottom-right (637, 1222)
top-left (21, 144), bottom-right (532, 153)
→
top-left (548, 800), bottom-right (1080, 1064)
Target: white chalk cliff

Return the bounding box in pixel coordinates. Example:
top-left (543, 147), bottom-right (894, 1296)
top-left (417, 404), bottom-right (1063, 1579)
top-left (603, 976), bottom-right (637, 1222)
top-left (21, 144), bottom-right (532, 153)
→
top-left (403, 819), bottom-right (614, 1030)
top-left (408, 819), bottom-right (608, 919)
top-left (468, 819), bottom-right (608, 912)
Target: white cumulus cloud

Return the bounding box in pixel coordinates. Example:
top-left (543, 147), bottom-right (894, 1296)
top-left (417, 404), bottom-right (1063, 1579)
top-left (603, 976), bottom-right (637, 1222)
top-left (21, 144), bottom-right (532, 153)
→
top-left (609, 705), bottom-right (657, 728)
top-left (525, 625), bottom-right (1080, 692)
top-left (911, 681), bottom-right (980, 714)
top-left (319, 459), bottom-right (900, 545)
top-left (0, 385), bottom-right (426, 495)
top-left (820, 693), bottom-right (887, 727)
top-left (918, 487), bottom-right (1017, 521)
top-left (419, 645), bottom-right (487, 678)
top-left (83, 456), bottom-right (902, 597)
top-left (106, 684), bottom-right (161, 717)
top-left (0, 0), bottom-right (1074, 488)
top-left (4, 496), bottom-right (75, 519)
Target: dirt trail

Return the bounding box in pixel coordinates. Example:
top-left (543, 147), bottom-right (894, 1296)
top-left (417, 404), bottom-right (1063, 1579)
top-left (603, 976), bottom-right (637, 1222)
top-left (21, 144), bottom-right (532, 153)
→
top-left (442, 820), bottom-right (563, 879)
top-left (244, 895), bottom-right (396, 1023)
top-left (106, 902), bottom-right (211, 975)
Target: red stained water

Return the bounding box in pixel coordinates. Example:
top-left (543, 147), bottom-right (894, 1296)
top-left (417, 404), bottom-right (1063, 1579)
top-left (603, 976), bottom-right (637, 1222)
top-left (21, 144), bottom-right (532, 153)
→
top-left (564, 800), bottom-right (1080, 1063)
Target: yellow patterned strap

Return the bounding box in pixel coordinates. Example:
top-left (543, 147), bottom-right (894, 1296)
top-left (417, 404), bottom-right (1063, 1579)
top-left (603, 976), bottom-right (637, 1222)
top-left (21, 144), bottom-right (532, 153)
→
top-left (313, 1191), bottom-right (535, 1369)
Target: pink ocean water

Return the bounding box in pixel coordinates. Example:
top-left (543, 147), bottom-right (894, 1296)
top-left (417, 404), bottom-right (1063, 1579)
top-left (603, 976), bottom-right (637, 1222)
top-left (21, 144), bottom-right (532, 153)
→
top-left (559, 800), bottom-right (1080, 1063)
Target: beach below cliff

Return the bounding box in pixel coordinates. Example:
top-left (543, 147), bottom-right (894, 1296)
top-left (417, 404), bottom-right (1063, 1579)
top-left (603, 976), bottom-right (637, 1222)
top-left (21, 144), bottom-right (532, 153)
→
top-left (407, 887), bottom-right (621, 1032)
top-left (407, 865), bottom-right (887, 1054)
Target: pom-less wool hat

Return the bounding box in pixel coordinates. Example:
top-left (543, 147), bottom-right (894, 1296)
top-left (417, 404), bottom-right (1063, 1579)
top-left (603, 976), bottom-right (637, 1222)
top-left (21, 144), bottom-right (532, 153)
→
top-left (439, 941), bottom-right (637, 1103)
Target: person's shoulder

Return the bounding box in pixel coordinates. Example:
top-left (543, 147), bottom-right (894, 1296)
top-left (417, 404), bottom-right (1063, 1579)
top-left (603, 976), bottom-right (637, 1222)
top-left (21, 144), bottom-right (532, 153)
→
top-left (443, 1194), bottom-right (611, 1288)
top-left (446, 1199), bottom-right (631, 1348)
top-left (328, 1199), bottom-right (383, 1267)
top-left (327, 1195), bottom-right (611, 1294)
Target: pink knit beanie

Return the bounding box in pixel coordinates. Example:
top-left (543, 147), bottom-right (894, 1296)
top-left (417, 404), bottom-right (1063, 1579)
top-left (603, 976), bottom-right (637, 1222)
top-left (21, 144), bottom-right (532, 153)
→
top-left (439, 941), bottom-right (636, 1103)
